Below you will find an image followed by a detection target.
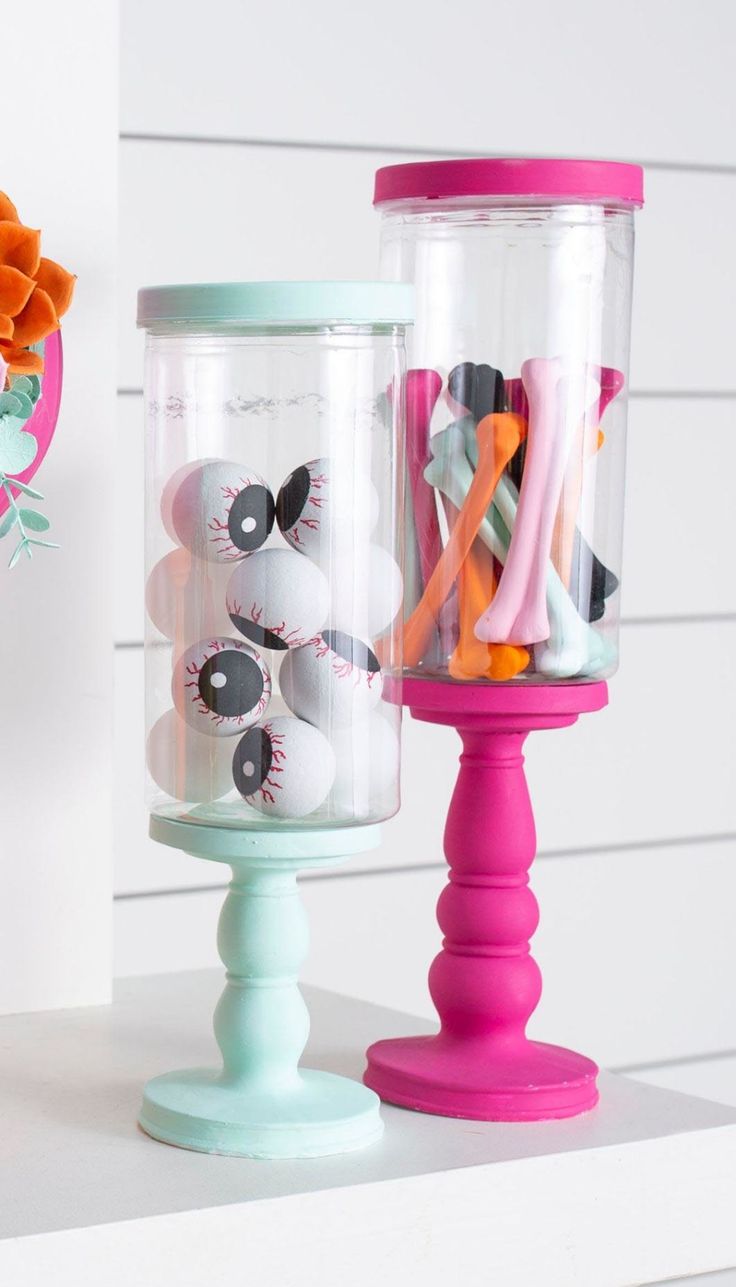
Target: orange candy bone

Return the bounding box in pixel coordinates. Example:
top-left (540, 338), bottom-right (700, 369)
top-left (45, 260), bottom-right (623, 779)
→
top-left (449, 538), bottom-right (529, 681)
top-left (404, 412), bottom-right (526, 670)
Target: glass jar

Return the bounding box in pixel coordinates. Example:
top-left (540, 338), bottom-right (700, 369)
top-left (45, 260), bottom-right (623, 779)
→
top-left (137, 281), bottom-right (412, 829)
top-left (375, 158), bottom-right (643, 684)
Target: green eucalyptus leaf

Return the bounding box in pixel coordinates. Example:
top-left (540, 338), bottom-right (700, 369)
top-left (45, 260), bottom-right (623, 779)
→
top-left (10, 479), bottom-right (44, 499)
top-left (0, 509), bottom-right (17, 538)
top-left (27, 375), bottom-right (41, 403)
top-left (0, 393), bottom-right (22, 418)
top-left (12, 391), bottom-right (34, 421)
top-left (0, 422), bottom-right (38, 474)
top-left (8, 538), bottom-right (26, 569)
top-left (29, 538), bottom-right (59, 549)
top-left (19, 508), bottom-right (50, 532)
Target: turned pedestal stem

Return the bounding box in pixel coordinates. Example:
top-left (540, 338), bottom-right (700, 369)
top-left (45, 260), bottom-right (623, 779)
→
top-left (140, 819), bottom-right (383, 1158)
top-left (365, 678), bottom-right (608, 1122)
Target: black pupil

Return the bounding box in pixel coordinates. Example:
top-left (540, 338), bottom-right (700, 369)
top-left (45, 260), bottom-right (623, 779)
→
top-left (229, 611), bottom-right (290, 652)
top-left (198, 649), bottom-right (264, 717)
top-left (321, 630), bottom-right (380, 674)
top-left (232, 726), bottom-right (273, 795)
top-left (228, 484), bottom-right (275, 553)
top-left (449, 362), bottom-right (506, 420)
top-left (276, 465), bottom-right (311, 532)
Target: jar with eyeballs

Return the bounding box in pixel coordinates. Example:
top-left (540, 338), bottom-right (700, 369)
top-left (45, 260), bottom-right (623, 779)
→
top-left (138, 281), bottom-right (412, 829)
top-left (375, 158), bottom-right (643, 685)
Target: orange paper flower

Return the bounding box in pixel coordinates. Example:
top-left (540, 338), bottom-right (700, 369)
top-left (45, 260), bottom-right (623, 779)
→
top-left (0, 192), bottom-right (76, 377)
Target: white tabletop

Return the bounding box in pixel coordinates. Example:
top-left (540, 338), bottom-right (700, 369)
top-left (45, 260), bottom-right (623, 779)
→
top-left (2, 970), bottom-right (735, 1286)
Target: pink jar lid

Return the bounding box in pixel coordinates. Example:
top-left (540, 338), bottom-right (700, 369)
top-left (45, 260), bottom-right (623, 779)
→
top-left (374, 157), bottom-right (644, 207)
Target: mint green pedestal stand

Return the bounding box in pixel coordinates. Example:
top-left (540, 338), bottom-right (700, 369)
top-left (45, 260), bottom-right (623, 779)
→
top-left (139, 816), bottom-right (384, 1159)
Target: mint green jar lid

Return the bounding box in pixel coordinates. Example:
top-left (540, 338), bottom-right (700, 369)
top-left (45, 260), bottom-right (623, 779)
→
top-left (137, 280), bottom-right (414, 328)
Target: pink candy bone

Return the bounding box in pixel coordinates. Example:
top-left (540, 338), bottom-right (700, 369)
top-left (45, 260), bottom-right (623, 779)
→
top-left (405, 368), bottom-right (458, 659)
top-left (405, 369), bottom-right (443, 586)
top-left (475, 358), bottom-right (599, 647)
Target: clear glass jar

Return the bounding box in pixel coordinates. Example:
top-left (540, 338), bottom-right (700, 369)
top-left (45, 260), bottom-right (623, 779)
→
top-left (137, 281), bottom-right (412, 829)
top-left (375, 158), bottom-right (643, 684)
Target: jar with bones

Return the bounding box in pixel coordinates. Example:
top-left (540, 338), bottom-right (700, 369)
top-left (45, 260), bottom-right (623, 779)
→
top-left (138, 282), bottom-right (412, 827)
top-left (374, 158), bottom-right (643, 684)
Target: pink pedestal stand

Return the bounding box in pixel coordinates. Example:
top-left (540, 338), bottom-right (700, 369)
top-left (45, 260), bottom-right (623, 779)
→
top-left (365, 677), bottom-right (608, 1122)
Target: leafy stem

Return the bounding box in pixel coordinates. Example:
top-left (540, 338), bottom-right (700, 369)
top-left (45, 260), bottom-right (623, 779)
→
top-left (0, 472), bottom-right (58, 569)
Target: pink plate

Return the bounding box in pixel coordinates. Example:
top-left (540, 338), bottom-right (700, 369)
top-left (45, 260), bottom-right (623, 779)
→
top-left (0, 330), bottom-right (63, 517)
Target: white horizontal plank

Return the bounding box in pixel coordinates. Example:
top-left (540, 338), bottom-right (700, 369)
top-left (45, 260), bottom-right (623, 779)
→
top-left (114, 392), bottom-right (736, 644)
top-left (114, 619), bottom-right (736, 895)
top-left (4, 977), bottom-right (736, 1286)
top-left (631, 1054), bottom-right (736, 1110)
top-left (120, 0), bottom-right (736, 169)
top-left (114, 837), bottom-right (736, 1068)
top-left (118, 139), bottom-right (736, 394)
top-left (622, 398), bottom-right (736, 619)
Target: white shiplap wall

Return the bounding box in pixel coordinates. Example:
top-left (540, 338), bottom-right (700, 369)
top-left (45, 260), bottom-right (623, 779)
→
top-left (116, 1), bottom-right (736, 1090)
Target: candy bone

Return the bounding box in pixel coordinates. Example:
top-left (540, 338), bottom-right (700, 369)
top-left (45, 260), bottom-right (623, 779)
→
top-left (474, 358), bottom-right (599, 646)
top-left (553, 365), bottom-right (625, 587)
top-left (446, 361), bottom-right (506, 422)
top-left (406, 369), bottom-right (443, 586)
top-left (401, 466), bottom-right (425, 619)
top-left (403, 412), bottom-right (524, 669)
top-left (405, 369), bottom-right (456, 659)
top-left (450, 537), bottom-right (529, 681)
top-left (569, 526), bottom-right (619, 623)
top-left (448, 420), bottom-right (610, 678)
top-left (449, 540), bottom-right (496, 679)
top-left (463, 407), bottom-right (616, 626)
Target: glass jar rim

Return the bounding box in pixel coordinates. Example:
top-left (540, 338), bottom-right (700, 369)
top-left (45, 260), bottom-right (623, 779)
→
top-left (137, 280), bottom-right (415, 328)
top-left (373, 158), bottom-right (644, 208)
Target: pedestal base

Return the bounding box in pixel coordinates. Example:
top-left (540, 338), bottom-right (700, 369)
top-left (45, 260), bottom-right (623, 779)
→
top-left (140, 1068), bottom-right (383, 1158)
top-left (365, 1036), bottom-right (599, 1121)
top-left (366, 679), bottom-right (608, 1123)
top-left (144, 819), bottom-right (384, 1159)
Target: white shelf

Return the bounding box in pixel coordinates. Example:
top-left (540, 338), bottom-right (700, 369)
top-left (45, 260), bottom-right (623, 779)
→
top-left (2, 971), bottom-right (735, 1286)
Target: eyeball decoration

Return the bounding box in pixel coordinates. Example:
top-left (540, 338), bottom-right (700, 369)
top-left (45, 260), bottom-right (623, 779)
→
top-left (329, 708), bottom-right (400, 819)
top-left (328, 543), bottom-right (404, 640)
top-left (279, 630), bottom-right (382, 730)
top-left (226, 547), bottom-right (329, 650)
top-left (145, 548), bottom-right (233, 642)
top-left (275, 456), bottom-right (378, 559)
top-left (160, 458), bottom-right (215, 544)
top-left (172, 636), bottom-right (271, 736)
top-left (147, 708), bottom-right (234, 803)
top-left (170, 458), bottom-right (275, 563)
top-left (232, 715), bottom-right (336, 819)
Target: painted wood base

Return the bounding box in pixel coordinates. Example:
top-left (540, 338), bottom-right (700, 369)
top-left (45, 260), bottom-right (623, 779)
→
top-left (141, 1067), bottom-right (381, 1159)
top-left (365, 1036), bottom-right (599, 1121)
top-left (366, 680), bottom-right (607, 1121)
top-left (141, 818), bottom-right (382, 1158)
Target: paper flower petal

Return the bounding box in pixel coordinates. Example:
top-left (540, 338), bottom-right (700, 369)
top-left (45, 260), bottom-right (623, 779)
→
top-left (0, 265), bottom-right (36, 317)
top-left (0, 314), bottom-right (13, 340)
top-left (0, 222), bottom-right (41, 276)
top-left (33, 258), bottom-right (76, 319)
top-left (0, 193), bottom-right (20, 223)
top-left (11, 287), bottom-right (59, 347)
top-left (0, 344), bottom-right (44, 375)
